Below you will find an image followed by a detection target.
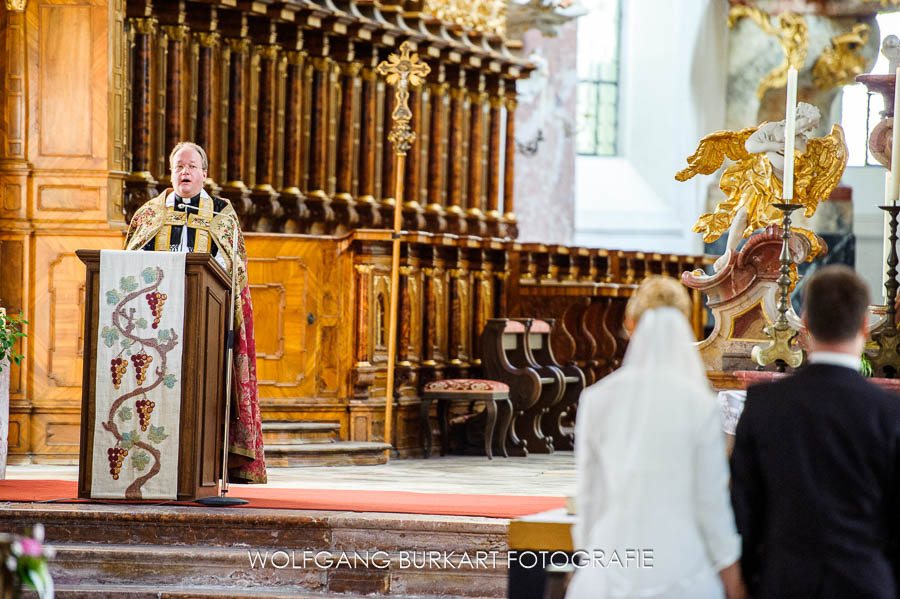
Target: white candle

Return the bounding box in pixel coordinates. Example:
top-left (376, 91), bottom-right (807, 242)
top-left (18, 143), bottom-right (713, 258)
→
top-left (891, 65), bottom-right (900, 205)
top-left (782, 66), bottom-right (797, 201)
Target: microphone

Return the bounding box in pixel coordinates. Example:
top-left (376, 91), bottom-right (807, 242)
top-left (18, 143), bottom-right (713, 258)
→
top-left (176, 199), bottom-right (246, 505)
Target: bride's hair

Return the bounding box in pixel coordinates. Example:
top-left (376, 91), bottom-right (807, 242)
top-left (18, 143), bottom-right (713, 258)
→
top-left (625, 276), bottom-right (692, 326)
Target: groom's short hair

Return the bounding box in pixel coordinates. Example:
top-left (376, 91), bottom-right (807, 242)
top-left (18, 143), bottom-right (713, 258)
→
top-left (802, 265), bottom-right (869, 343)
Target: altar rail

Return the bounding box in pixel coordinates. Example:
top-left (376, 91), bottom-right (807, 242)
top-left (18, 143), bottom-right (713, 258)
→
top-left (121, 0), bottom-right (533, 238)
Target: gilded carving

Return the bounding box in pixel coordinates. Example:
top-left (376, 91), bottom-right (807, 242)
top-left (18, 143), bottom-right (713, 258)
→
top-left (285, 50), bottom-right (305, 66)
top-left (193, 31), bottom-right (220, 48)
top-left (257, 44), bottom-right (281, 61)
top-left (341, 62), bottom-right (363, 77)
top-left (162, 25), bottom-right (190, 42)
top-left (225, 38), bottom-right (250, 54)
top-left (813, 24), bottom-right (870, 91)
top-left (377, 42), bottom-right (431, 156)
top-left (425, 0), bottom-right (507, 37)
top-left (5, 0), bottom-right (25, 11)
top-left (312, 57), bottom-right (331, 72)
top-left (728, 7), bottom-right (807, 100)
top-left (130, 17), bottom-right (158, 35)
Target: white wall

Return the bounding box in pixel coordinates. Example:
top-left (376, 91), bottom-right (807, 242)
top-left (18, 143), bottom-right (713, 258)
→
top-left (573, 0), bottom-right (729, 254)
top-left (842, 166), bottom-right (890, 303)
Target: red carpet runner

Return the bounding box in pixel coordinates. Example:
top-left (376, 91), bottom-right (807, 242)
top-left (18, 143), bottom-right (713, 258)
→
top-left (0, 479), bottom-right (566, 519)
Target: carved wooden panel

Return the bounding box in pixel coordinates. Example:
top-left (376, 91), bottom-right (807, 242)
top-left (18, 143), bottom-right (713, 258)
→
top-left (32, 232), bottom-right (122, 404)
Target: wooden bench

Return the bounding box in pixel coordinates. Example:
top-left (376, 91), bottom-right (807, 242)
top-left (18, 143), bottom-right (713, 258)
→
top-left (421, 379), bottom-right (513, 460)
top-left (519, 318), bottom-right (585, 451)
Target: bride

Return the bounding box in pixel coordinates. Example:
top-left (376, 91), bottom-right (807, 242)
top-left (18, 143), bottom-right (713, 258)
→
top-left (566, 276), bottom-right (746, 599)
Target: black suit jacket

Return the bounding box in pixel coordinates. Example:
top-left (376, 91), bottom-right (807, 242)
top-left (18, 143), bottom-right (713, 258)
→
top-left (731, 363), bottom-right (900, 599)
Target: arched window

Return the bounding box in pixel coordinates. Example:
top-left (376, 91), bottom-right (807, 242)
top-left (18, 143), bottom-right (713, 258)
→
top-left (576, 0), bottom-right (622, 156)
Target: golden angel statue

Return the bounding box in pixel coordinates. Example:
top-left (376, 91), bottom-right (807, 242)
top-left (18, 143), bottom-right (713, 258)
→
top-left (676, 102), bottom-right (847, 271)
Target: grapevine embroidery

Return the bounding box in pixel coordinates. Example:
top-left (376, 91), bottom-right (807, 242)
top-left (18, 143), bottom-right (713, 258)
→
top-left (99, 266), bottom-right (179, 499)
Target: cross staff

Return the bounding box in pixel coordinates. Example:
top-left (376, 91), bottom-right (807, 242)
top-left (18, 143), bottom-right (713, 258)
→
top-left (377, 42), bottom-right (430, 456)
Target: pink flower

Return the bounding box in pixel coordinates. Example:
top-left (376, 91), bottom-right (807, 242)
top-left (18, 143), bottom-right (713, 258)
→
top-left (19, 538), bottom-right (42, 558)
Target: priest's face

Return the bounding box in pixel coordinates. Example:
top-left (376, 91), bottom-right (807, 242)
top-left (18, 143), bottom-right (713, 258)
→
top-left (171, 146), bottom-right (207, 199)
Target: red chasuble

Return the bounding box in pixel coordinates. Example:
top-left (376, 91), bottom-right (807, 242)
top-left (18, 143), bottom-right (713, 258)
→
top-left (124, 189), bottom-right (267, 483)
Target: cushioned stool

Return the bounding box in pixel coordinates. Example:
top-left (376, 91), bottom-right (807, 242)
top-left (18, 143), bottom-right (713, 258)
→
top-left (421, 379), bottom-right (512, 459)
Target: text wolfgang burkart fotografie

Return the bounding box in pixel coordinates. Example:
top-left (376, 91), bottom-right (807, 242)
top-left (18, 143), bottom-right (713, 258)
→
top-left (247, 549), bottom-right (654, 570)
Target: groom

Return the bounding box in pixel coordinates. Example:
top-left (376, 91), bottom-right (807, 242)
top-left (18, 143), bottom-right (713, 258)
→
top-left (730, 265), bottom-right (900, 597)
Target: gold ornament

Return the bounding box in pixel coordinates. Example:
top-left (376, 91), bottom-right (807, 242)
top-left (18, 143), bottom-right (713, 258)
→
top-left (676, 123), bottom-right (848, 261)
top-left (813, 24), bottom-right (870, 91)
top-left (5, 0), bottom-right (26, 11)
top-left (377, 41), bottom-right (431, 156)
top-left (425, 0), bottom-right (507, 37)
top-left (728, 6), bottom-right (807, 101)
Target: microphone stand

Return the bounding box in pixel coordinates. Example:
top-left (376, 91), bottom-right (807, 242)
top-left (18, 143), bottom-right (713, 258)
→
top-left (178, 201), bottom-right (248, 507)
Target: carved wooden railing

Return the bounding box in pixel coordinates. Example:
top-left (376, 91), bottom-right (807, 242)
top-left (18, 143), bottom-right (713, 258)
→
top-left (121, 0), bottom-right (532, 239)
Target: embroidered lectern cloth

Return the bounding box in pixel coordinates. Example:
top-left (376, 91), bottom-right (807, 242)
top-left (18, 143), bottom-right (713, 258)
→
top-left (90, 250), bottom-right (185, 500)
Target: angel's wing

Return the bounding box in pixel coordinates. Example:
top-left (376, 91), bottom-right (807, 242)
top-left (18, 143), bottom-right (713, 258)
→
top-left (675, 126), bottom-right (758, 182)
top-left (799, 124), bottom-right (848, 217)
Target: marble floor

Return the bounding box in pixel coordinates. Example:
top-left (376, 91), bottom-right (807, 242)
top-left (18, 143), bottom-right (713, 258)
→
top-left (5, 452), bottom-right (576, 497)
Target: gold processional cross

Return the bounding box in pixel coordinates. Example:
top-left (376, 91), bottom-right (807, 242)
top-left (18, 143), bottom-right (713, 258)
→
top-left (377, 42), bottom-right (430, 455)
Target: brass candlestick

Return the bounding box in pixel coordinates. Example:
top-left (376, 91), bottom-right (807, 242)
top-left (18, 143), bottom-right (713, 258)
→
top-left (870, 205), bottom-right (900, 377)
top-left (377, 43), bottom-right (430, 456)
top-left (751, 202), bottom-right (805, 371)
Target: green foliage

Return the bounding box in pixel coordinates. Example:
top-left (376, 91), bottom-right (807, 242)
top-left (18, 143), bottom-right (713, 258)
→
top-left (135, 317), bottom-right (148, 329)
top-left (140, 267), bottom-right (158, 284)
top-left (119, 430), bottom-right (139, 451)
top-left (100, 326), bottom-right (119, 348)
top-left (119, 276), bottom-right (139, 293)
top-left (132, 452), bottom-right (150, 471)
top-left (0, 301), bottom-right (27, 373)
top-left (118, 406), bottom-right (132, 422)
top-left (163, 373), bottom-right (177, 389)
top-left (105, 289), bottom-right (120, 305)
top-left (148, 425), bottom-right (168, 444)
top-left (861, 353), bottom-right (873, 378)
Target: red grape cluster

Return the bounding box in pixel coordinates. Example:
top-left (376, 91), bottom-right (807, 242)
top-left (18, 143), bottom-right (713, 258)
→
top-left (130, 352), bottom-right (152, 385)
top-left (136, 398), bottom-right (155, 430)
top-left (110, 357), bottom-right (127, 389)
top-left (146, 292), bottom-right (167, 329)
top-left (107, 446), bottom-right (127, 480)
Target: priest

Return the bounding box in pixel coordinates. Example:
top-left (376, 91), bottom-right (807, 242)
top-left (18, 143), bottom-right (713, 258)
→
top-left (123, 141), bottom-right (267, 484)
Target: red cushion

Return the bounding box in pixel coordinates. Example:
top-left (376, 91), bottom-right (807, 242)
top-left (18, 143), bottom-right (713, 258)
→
top-left (530, 320), bottom-right (551, 333)
top-left (503, 320), bottom-right (526, 333)
top-left (424, 379), bottom-right (509, 393)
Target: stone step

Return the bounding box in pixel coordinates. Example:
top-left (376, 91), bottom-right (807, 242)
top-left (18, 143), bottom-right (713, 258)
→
top-left (264, 441), bottom-right (392, 466)
top-left (46, 543), bottom-right (506, 597)
top-left (262, 421), bottom-right (341, 446)
top-left (38, 584), bottom-right (500, 599)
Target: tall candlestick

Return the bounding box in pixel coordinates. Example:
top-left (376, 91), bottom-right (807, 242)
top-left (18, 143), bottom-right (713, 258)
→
top-left (886, 171), bottom-right (894, 301)
top-left (783, 66), bottom-right (798, 201)
top-left (891, 66), bottom-right (900, 204)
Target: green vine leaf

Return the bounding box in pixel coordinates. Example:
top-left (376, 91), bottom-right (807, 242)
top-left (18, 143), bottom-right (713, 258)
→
top-left (158, 329), bottom-right (171, 342)
top-left (118, 406), bottom-right (132, 421)
top-left (140, 267), bottom-right (158, 284)
top-left (148, 425), bottom-right (168, 444)
top-left (132, 452), bottom-right (150, 471)
top-left (120, 430), bottom-right (139, 451)
top-left (106, 289), bottom-right (121, 305)
top-left (119, 276), bottom-right (138, 293)
top-left (135, 317), bottom-right (148, 329)
top-left (163, 373), bottom-right (177, 389)
top-left (100, 326), bottom-right (119, 348)
top-left (121, 338), bottom-right (133, 349)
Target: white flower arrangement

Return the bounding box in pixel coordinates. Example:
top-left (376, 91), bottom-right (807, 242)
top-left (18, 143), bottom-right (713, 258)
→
top-left (2, 523), bottom-right (54, 599)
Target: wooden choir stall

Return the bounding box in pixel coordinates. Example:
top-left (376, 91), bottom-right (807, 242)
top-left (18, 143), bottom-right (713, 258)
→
top-left (0, 0), bottom-right (714, 465)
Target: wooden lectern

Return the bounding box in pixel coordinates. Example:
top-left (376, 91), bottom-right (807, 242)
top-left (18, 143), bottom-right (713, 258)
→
top-left (75, 250), bottom-right (230, 501)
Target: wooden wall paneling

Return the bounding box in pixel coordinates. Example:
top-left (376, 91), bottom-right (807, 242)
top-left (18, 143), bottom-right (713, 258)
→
top-left (304, 33), bottom-right (335, 235)
top-left (485, 76), bottom-right (503, 237)
top-left (219, 29), bottom-right (252, 227)
top-left (378, 55), bottom-right (395, 228)
top-left (444, 65), bottom-right (465, 234)
top-left (192, 23), bottom-right (222, 195)
top-left (161, 18), bottom-right (188, 160)
top-left (124, 17), bottom-right (158, 221)
top-left (401, 86), bottom-right (425, 231)
top-left (108, 0), bottom-right (128, 225)
top-left (248, 25), bottom-right (282, 231)
top-left (0, 235), bottom-right (25, 401)
top-left (424, 62), bottom-right (446, 233)
top-left (277, 27), bottom-right (307, 230)
top-left (433, 244), bottom-right (452, 368)
top-left (353, 262), bottom-right (375, 398)
top-left (332, 39), bottom-right (360, 233)
top-left (502, 82), bottom-right (517, 238)
top-left (465, 73), bottom-right (486, 236)
top-left (356, 45), bottom-right (380, 227)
